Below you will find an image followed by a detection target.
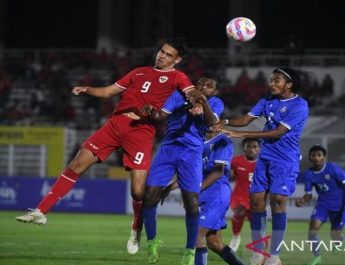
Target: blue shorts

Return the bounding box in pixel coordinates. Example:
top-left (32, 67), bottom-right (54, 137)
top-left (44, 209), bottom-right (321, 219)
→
top-left (311, 204), bottom-right (345, 229)
top-left (250, 158), bottom-right (298, 196)
top-left (199, 200), bottom-right (229, 231)
top-left (146, 143), bottom-right (202, 193)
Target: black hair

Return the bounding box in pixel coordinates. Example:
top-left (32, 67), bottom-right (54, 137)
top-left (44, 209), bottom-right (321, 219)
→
top-left (200, 71), bottom-right (219, 83)
top-left (308, 145), bottom-right (327, 156)
top-left (273, 68), bottom-right (311, 93)
top-left (242, 138), bottom-right (260, 146)
top-left (165, 37), bottom-right (188, 57)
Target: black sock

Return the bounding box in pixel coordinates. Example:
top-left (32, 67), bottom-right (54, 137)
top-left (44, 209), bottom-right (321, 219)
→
top-left (218, 245), bottom-right (245, 265)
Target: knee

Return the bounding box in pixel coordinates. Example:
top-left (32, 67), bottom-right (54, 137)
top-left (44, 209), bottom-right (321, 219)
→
top-left (183, 193), bottom-right (199, 216)
top-left (206, 238), bottom-right (222, 253)
top-left (143, 187), bottom-right (160, 208)
top-left (131, 185), bottom-right (145, 201)
top-left (270, 195), bottom-right (287, 213)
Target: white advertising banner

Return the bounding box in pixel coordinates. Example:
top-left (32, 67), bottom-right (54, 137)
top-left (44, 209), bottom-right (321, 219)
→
top-left (126, 182), bottom-right (318, 220)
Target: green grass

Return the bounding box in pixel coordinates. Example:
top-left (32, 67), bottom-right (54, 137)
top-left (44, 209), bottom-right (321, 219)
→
top-left (0, 211), bottom-right (344, 265)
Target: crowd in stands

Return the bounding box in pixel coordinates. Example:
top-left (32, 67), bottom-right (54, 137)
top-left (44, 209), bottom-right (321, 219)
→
top-left (0, 49), bottom-right (341, 128)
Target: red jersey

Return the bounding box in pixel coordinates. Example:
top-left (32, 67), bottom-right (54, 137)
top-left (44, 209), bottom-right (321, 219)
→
top-left (230, 155), bottom-right (257, 209)
top-left (114, 66), bottom-right (193, 115)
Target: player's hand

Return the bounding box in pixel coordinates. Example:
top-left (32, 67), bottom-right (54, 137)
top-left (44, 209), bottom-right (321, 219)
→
top-left (189, 103), bottom-right (204, 115)
top-left (211, 120), bottom-right (225, 132)
top-left (295, 198), bottom-right (304, 207)
top-left (72, 86), bottom-right (88, 95)
top-left (185, 88), bottom-right (204, 103)
top-left (141, 104), bottom-right (155, 117)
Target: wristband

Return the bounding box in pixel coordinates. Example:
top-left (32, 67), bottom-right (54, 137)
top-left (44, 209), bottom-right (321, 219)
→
top-left (224, 119), bottom-right (229, 125)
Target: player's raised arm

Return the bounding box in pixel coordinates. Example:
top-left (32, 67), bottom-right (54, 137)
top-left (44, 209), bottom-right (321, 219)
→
top-left (71, 83), bottom-right (125, 98)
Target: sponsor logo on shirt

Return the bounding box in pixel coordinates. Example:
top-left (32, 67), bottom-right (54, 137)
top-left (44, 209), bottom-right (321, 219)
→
top-left (159, 76), bottom-right (168, 83)
top-left (136, 73), bottom-right (144, 75)
top-left (238, 167), bottom-right (246, 171)
top-left (280, 106), bottom-right (287, 113)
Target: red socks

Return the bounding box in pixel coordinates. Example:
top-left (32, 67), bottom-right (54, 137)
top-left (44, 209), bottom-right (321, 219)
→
top-left (131, 200), bottom-right (143, 230)
top-left (232, 214), bottom-right (246, 235)
top-left (37, 168), bottom-right (79, 214)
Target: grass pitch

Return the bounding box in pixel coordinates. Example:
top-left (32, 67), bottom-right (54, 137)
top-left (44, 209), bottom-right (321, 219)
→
top-left (0, 211), bottom-right (343, 265)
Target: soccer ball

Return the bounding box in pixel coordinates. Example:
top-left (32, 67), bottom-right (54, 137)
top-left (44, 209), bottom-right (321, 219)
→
top-left (226, 17), bottom-right (256, 42)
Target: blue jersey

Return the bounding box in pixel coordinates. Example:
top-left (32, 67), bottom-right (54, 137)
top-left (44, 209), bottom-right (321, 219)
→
top-left (249, 94), bottom-right (308, 169)
top-left (301, 162), bottom-right (345, 211)
top-left (161, 90), bottom-right (224, 151)
top-left (200, 133), bottom-right (233, 203)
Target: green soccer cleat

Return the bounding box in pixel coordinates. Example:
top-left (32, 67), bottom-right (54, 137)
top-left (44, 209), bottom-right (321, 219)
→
top-left (180, 248), bottom-right (195, 265)
top-left (147, 237), bottom-right (162, 264)
top-left (307, 256), bottom-right (321, 265)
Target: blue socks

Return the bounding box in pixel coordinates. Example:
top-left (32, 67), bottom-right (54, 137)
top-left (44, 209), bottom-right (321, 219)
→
top-left (251, 211), bottom-right (267, 251)
top-left (308, 230), bottom-right (321, 256)
top-left (195, 247), bottom-right (208, 265)
top-left (271, 212), bottom-right (287, 255)
top-left (143, 206), bottom-right (157, 240)
top-left (185, 213), bottom-right (200, 249)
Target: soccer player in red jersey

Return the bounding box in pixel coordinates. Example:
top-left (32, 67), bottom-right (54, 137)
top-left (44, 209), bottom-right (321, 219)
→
top-left (16, 38), bottom-right (201, 255)
top-left (229, 138), bottom-right (260, 252)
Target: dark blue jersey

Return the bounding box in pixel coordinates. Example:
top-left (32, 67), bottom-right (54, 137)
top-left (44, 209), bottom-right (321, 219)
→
top-left (301, 162), bottom-right (345, 211)
top-left (161, 90), bottom-right (224, 151)
top-left (249, 94), bottom-right (308, 170)
top-left (200, 133), bottom-right (233, 203)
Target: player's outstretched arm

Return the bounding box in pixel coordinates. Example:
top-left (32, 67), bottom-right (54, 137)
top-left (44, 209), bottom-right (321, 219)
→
top-left (197, 95), bottom-right (217, 128)
top-left (71, 84), bottom-right (124, 98)
top-left (223, 123), bottom-right (289, 139)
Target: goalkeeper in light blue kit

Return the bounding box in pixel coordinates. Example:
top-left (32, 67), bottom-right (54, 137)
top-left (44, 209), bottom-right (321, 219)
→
top-left (296, 145), bottom-right (345, 265)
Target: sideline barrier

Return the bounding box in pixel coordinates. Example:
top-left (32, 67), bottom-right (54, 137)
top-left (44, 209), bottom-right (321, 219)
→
top-left (0, 177), bottom-right (127, 214)
top-left (126, 183), bottom-right (317, 220)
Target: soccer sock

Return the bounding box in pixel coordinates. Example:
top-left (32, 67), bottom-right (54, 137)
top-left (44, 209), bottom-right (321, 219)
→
top-left (308, 230), bottom-right (321, 256)
top-left (251, 211), bottom-right (267, 251)
top-left (143, 206), bottom-right (157, 240)
top-left (131, 200), bottom-right (143, 230)
top-left (37, 168), bottom-right (79, 214)
top-left (232, 214), bottom-right (245, 235)
top-left (195, 247), bottom-right (208, 265)
top-left (218, 245), bottom-right (245, 265)
top-left (185, 213), bottom-right (200, 249)
top-left (270, 212), bottom-right (287, 255)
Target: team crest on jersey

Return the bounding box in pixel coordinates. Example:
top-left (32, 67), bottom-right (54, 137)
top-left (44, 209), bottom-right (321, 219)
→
top-left (159, 76), bottom-right (169, 83)
top-left (324, 174), bottom-right (330, 180)
top-left (210, 144), bottom-right (214, 151)
top-left (280, 106), bottom-right (287, 113)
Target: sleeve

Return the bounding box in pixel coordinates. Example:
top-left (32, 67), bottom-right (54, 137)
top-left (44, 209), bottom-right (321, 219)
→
top-left (213, 139), bottom-right (232, 165)
top-left (280, 101), bottom-right (308, 130)
top-left (161, 91), bottom-right (179, 114)
top-left (210, 98), bottom-right (224, 121)
top-left (332, 163), bottom-right (345, 185)
top-left (114, 68), bottom-right (138, 89)
top-left (302, 171), bottom-right (313, 194)
top-left (176, 72), bottom-right (194, 92)
top-left (248, 98), bottom-right (266, 118)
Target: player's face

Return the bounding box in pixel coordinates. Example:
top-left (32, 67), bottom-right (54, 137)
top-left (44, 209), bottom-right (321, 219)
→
top-left (269, 73), bottom-right (293, 98)
top-left (195, 78), bottom-right (217, 98)
top-left (244, 141), bottom-right (260, 160)
top-left (309, 150), bottom-right (326, 167)
top-left (155, 44), bottom-right (182, 70)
